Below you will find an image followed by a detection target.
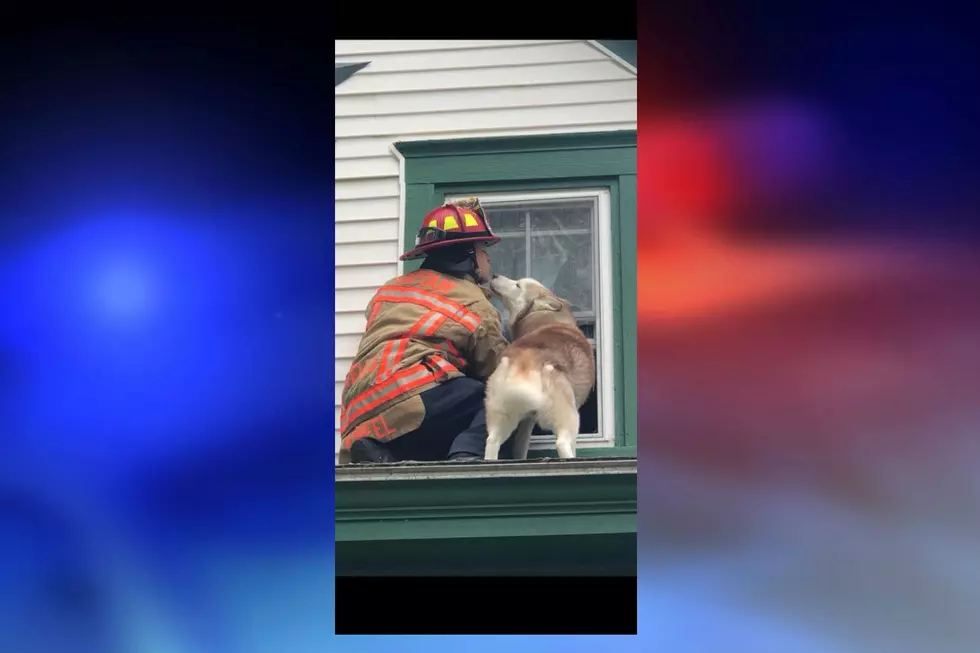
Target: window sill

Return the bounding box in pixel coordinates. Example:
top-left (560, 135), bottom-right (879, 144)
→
top-left (527, 445), bottom-right (636, 459)
top-left (335, 457), bottom-right (636, 543)
top-left (336, 455), bottom-right (636, 481)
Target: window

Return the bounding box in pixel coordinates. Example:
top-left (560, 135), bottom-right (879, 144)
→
top-left (446, 190), bottom-right (615, 448)
top-left (396, 130), bottom-right (637, 457)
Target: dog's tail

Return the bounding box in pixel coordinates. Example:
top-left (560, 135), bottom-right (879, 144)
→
top-left (488, 356), bottom-right (557, 416)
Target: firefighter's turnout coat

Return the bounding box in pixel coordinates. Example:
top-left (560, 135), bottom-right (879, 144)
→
top-left (339, 268), bottom-right (508, 452)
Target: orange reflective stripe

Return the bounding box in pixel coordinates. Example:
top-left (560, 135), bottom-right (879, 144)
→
top-left (402, 270), bottom-right (457, 293)
top-left (342, 357), bottom-right (461, 429)
top-left (430, 314), bottom-right (449, 333)
top-left (366, 302), bottom-right (382, 328)
top-left (374, 287), bottom-right (481, 333)
top-left (408, 311), bottom-right (448, 338)
top-left (377, 338), bottom-right (408, 382)
top-left (443, 340), bottom-right (462, 359)
top-left (434, 340), bottom-right (466, 368)
top-left (342, 414), bottom-right (396, 450)
top-left (376, 340), bottom-right (394, 376)
top-left (348, 355), bottom-right (380, 387)
top-left (430, 357), bottom-right (457, 377)
top-left (343, 362), bottom-right (439, 426)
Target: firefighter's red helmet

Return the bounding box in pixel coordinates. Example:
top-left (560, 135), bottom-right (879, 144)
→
top-left (400, 198), bottom-right (501, 261)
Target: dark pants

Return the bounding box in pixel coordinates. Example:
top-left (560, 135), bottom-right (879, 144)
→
top-left (384, 377), bottom-right (513, 461)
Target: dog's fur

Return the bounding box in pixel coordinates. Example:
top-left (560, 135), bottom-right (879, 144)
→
top-left (484, 275), bottom-right (596, 460)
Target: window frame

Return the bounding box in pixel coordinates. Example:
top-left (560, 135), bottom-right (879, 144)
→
top-left (393, 130), bottom-right (637, 457)
top-left (445, 188), bottom-right (615, 449)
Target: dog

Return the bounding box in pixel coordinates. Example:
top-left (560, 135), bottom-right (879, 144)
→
top-left (483, 275), bottom-right (596, 460)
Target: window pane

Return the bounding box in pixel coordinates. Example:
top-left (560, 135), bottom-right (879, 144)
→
top-left (487, 236), bottom-right (524, 339)
top-left (490, 235), bottom-right (526, 279)
top-left (484, 207), bottom-right (525, 234)
top-left (577, 321), bottom-right (596, 340)
top-left (530, 232), bottom-right (593, 314)
top-left (528, 201), bottom-right (592, 231)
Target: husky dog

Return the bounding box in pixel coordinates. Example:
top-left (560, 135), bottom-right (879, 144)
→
top-left (484, 275), bottom-right (596, 460)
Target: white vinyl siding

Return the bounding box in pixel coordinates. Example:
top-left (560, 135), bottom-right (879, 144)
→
top-left (334, 40), bottom-right (636, 458)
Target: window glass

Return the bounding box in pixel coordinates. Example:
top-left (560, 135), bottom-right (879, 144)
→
top-left (482, 198), bottom-right (601, 439)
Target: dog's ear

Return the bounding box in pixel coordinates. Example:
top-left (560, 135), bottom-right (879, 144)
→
top-left (536, 295), bottom-right (566, 312)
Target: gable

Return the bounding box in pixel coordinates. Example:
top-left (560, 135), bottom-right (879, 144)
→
top-left (334, 41), bottom-right (635, 96)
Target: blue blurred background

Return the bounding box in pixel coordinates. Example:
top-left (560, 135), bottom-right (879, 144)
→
top-left (0, 16), bottom-right (335, 653)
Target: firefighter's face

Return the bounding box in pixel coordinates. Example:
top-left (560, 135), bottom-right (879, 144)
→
top-left (474, 244), bottom-right (493, 283)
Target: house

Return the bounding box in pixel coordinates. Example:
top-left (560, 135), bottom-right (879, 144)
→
top-left (334, 40), bottom-right (637, 575)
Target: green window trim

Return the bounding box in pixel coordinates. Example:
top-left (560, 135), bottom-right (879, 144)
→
top-left (394, 130), bottom-right (637, 456)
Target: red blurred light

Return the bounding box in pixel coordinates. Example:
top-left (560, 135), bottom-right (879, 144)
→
top-left (642, 121), bottom-right (733, 231)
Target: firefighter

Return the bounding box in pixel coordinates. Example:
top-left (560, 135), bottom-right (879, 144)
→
top-left (339, 197), bottom-right (511, 463)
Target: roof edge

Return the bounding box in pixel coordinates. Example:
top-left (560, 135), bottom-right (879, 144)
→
top-left (336, 456), bottom-right (637, 482)
top-left (590, 40), bottom-right (637, 74)
top-left (335, 459), bottom-right (637, 542)
top-left (335, 61), bottom-right (370, 87)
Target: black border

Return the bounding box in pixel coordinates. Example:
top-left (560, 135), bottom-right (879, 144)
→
top-left (334, 1), bottom-right (636, 40)
top-left (335, 576), bottom-right (638, 635)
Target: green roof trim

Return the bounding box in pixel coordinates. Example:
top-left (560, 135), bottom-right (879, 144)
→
top-left (335, 61), bottom-right (369, 87)
top-left (596, 40), bottom-right (637, 69)
top-left (395, 129), bottom-right (637, 160)
top-left (335, 458), bottom-right (637, 543)
top-left (337, 532), bottom-right (637, 576)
